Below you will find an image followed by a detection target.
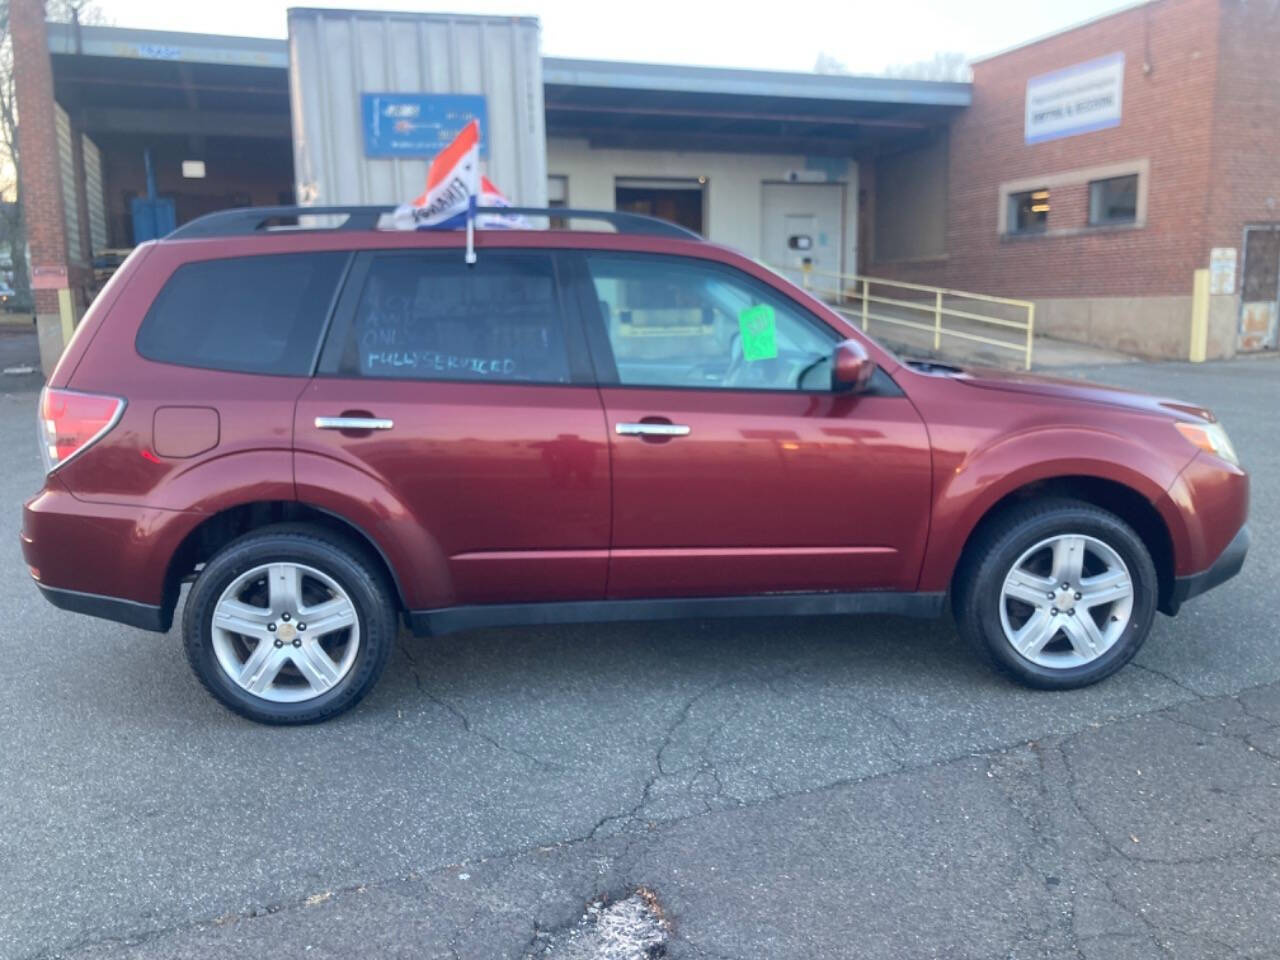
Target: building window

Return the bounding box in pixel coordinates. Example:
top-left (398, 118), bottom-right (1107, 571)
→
top-left (615, 177), bottom-right (705, 235)
top-left (1008, 189), bottom-right (1049, 234)
top-left (548, 174), bottom-right (568, 228)
top-left (1088, 174), bottom-right (1138, 226)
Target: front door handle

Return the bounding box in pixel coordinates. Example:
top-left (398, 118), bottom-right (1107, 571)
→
top-left (315, 416), bottom-right (394, 431)
top-left (615, 422), bottom-right (691, 438)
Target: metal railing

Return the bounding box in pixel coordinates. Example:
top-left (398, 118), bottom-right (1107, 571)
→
top-left (776, 266), bottom-right (1037, 370)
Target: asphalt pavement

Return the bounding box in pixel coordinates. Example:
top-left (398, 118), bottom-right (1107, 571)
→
top-left (1, 352), bottom-right (1277, 960)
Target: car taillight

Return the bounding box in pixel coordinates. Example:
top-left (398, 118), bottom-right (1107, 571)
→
top-left (38, 387), bottom-right (125, 474)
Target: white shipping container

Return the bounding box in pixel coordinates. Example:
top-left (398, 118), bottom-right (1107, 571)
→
top-left (287, 7), bottom-right (547, 210)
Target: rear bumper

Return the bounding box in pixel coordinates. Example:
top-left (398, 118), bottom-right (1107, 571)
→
top-left (22, 481), bottom-right (194, 630)
top-left (36, 583), bottom-right (171, 632)
top-left (1166, 523), bottom-right (1250, 614)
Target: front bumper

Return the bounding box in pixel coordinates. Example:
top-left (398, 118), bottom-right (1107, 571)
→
top-left (1166, 524), bottom-right (1250, 614)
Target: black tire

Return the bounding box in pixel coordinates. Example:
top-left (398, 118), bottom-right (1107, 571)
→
top-left (952, 498), bottom-right (1158, 689)
top-left (182, 524), bottom-right (397, 724)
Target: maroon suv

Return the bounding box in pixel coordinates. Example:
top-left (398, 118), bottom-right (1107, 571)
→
top-left (22, 206), bottom-right (1249, 724)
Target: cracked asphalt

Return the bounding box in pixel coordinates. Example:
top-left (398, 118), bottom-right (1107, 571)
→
top-left (1, 352), bottom-right (1277, 959)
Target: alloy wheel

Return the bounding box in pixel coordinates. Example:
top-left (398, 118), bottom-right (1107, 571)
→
top-left (998, 534), bottom-right (1135, 669)
top-left (210, 562), bottom-right (360, 703)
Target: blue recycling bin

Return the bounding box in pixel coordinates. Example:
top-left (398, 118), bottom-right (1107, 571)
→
top-left (131, 196), bottom-right (177, 243)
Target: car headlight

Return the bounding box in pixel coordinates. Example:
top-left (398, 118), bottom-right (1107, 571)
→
top-left (1175, 420), bottom-right (1239, 466)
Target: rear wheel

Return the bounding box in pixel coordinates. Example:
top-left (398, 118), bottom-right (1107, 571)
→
top-left (183, 525), bottom-right (396, 724)
top-left (953, 499), bottom-right (1158, 689)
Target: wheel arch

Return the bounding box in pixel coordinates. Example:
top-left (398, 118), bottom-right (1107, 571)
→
top-left (162, 501), bottom-right (409, 620)
top-left (950, 475), bottom-right (1178, 614)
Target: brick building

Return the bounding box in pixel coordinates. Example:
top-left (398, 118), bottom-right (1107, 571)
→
top-left (868, 0), bottom-right (1280, 358)
top-left (12, 0), bottom-right (1279, 373)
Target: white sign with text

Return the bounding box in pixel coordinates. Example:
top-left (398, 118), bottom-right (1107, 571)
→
top-left (1025, 53), bottom-right (1124, 144)
top-left (1210, 247), bottom-right (1238, 295)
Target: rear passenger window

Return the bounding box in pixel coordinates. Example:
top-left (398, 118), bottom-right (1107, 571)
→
top-left (136, 252), bottom-right (348, 375)
top-left (337, 252), bottom-right (569, 383)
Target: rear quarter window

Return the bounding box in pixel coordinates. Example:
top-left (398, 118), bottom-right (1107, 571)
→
top-left (135, 252), bottom-right (349, 375)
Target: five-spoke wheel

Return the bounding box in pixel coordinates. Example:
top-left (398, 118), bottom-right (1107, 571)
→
top-left (183, 525), bottom-right (396, 724)
top-left (211, 562), bottom-right (360, 702)
top-left (999, 534), bottom-right (1134, 668)
top-left (954, 499), bottom-right (1157, 689)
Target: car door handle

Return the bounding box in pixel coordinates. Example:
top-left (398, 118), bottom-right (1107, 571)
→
top-left (615, 422), bottom-right (691, 437)
top-left (315, 416), bottom-right (394, 431)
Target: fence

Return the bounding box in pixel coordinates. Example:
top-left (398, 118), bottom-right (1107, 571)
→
top-left (777, 266), bottom-right (1037, 370)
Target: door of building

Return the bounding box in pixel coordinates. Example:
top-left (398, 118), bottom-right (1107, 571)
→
top-left (1240, 226), bottom-right (1280, 351)
top-left (616, 178), bottom-right (705, 235)
top-left (761, 182), bottom-right (845, 290)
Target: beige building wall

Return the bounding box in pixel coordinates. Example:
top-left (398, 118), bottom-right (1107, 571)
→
top-left (874, 134), bottom-right (948, 263)
top-left (1032, 294), bottom-right (1238, 361)
top-left (546, 137), bottom-right (859, 269)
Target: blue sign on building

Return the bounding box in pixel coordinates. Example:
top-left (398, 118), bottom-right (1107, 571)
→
top-left (361, 93), bottom-right (488, 158)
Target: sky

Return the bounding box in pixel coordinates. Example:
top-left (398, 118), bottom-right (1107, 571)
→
top-left (85, 0), bottom-right (1140, 75)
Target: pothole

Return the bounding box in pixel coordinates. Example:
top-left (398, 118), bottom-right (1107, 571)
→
top-left (526, 887), bottom-right (669, 959)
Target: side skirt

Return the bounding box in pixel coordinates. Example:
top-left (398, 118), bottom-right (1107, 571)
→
top-left (407, 591), bottom-right (946, 637)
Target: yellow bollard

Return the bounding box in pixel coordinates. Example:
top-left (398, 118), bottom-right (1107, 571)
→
top-left (1189, 268), bottom-right (1209, 363)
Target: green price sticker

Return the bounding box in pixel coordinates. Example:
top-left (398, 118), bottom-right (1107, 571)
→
top-left (738, 303), bottom-right (778, 362)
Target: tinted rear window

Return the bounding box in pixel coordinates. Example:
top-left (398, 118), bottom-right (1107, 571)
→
top-left (136, 252), bottom-right (348, 375)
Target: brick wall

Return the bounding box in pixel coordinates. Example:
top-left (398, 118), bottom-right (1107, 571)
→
top-left (12, 0), bottom-right (67, 315)
top-left (872, 0), bottom-right (1223, 301)
top-left (1204, 1), bottom-right (1280, 256)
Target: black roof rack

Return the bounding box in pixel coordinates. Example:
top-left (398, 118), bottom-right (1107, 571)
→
top-left (167, 205), bottom-right (701, 241)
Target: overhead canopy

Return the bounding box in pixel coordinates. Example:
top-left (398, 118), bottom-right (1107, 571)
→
top-left (48, 24), bottom-right (290, 140)
top-left (48, 23), bottom-right (970, 156)
top-left (543, 58), bottom-right (970, 156)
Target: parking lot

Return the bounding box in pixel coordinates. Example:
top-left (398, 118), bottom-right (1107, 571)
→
top-left (1, 353), bottom-right (1277, 960)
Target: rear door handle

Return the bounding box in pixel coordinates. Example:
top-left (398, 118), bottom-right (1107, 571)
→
top-left (615, 422), bottom-right (691, 438)
top-left (315, 416), bottom-right (394, 431)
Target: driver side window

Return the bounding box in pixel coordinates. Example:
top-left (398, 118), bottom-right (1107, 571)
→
top-left (585, 253), bottom-right (838, 391)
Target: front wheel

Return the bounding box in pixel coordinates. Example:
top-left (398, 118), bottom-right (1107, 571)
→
top-left (182, 525), bottom-right (397, 724)
top-left (953, 499), bottom-right (1158, 689)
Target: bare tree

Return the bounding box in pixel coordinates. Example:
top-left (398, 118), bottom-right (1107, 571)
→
top-left (0, 0), bottom-right (30, 305)
top-left (813, 51), bottom-right (852, 76)
top-left (883, 51), bottom-right (971, 83)
top-left (815, 50), bottom-right (971, 83)
top-left (0, 0), bottom-right (106, 309)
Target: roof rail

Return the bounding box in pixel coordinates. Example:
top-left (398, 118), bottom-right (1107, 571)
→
top-left (167, 205), bottom-right (701, 241)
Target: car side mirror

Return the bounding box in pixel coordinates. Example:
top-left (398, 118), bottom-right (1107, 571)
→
top-left (832, 339), bottom-right (874, 393)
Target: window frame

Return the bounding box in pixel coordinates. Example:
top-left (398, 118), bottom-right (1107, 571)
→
top-left (134, 250), bottom-right (354, 378)
top-left (1006, 188), bottom-right (1050, 236)
top-left (564, 250), bottom-right (891, 397)
top-left (314, 248), bottom-right (596, 387)
top-left (1087, 173), bottom-right (1139, 227)
top-left (998, 161), bottom-right (1148, 238)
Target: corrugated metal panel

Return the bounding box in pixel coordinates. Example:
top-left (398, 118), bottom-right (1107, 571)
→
top-left (82, 135), bottom-right (108, 256)
top-left (54, 105), bottom-right (82, 265)
top-left (288, 9), bottom-right (547, 208)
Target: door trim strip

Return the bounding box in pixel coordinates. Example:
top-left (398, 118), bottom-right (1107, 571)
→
top-left (407, 590), bottom-right (945, 636)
